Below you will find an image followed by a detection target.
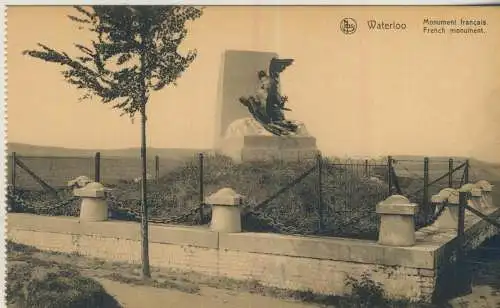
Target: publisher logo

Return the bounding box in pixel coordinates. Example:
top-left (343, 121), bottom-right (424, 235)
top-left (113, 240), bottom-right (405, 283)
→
top-left (340, 18), bottom-right (357, 35)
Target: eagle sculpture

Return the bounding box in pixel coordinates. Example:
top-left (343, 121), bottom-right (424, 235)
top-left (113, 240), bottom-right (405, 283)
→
top-left (239, 57), bottom-right (298, 136)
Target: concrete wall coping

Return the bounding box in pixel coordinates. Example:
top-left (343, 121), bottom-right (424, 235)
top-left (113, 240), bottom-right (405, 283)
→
top-left (218, 231), bottom-right (437, 269)
top-left (8, 207), bottom-right (500, 270)
top-left (7, 214), bottom-right (219, 249)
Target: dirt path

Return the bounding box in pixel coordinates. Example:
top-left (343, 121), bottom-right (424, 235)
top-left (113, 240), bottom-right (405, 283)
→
top-left (97, 278), bottom-right (317, 308)
top-left (449, 285), bottom-right (500, 308)
top-left (98, 276), bottom-right (500, 308)
top-left (449, 234), bottom-right (500, 308)
top-left (8, 239), bottom-right (500, 308)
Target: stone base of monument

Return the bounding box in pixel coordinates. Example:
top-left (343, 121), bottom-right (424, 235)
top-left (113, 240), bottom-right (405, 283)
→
top-left (217, 117), bottom-right (319, 163)
top-left (219, 135), bottom-right (318, 163)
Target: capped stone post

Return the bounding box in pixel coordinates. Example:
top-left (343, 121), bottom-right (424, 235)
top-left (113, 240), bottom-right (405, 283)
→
top-left (456, 183), bottom-right (481, 212)
top-left (469, 186), bottom-right (485, 211)
top-left (431, 193), bottom-right (447, 216)
top-left (73, 182), bottom-right (110, 222)
top-left (205, 188), bottom-right (244, 233)
top-left (67, 175), bottom-right (91, 189)
top-left (376, 195), bottom-right (418, 247)
top-left (433, 188), bottom-right (459, 230)
top-left (476, 180), bottom-right (495, 209)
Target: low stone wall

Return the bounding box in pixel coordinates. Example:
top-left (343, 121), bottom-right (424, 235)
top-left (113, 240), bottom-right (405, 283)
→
top-left (7, 204), bottom-right (500, 303)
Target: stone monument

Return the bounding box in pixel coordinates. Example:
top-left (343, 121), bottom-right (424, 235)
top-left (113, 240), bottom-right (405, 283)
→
top-left (215, 50), bottom-right (318, 163)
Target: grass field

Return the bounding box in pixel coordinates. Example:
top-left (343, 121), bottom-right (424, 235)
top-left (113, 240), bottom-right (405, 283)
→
top-left (7, 142), bottom-right (206, 189)
top-left (7, 155), bottom-right (187, 189)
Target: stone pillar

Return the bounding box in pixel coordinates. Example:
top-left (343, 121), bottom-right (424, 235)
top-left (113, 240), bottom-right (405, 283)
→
top-left (376, 195), bottom-right (418, 247)
top-left (73, 182), bottom-right (109, 222)
top-left (470, 187), bottom-right (485, 211)
top-left (433, 188), bottom-right (459, 230)
top-left (438, 188), bottom-right (457, 200)
top-left (205, 188), bottom-right (244, 233)
top-left (431, 194), bottom-right (446, 216)
top-left (476, 180), bottom-right (494, 209)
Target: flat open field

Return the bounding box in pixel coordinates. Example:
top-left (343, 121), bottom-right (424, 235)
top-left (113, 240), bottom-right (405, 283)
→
top-left (7, 142), bottom-right (205, 189)
top-left (7, 155), bottom-right (187, 190)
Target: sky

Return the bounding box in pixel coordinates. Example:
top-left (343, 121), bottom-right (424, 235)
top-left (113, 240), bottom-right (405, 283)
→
top-left (6, 6), bottom-right (500, 162)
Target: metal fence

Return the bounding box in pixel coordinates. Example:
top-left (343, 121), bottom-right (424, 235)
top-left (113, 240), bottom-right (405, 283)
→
top-left (180, 154), bottom-right (392, 239)
top-left (6, 151), bottom-right (472, 240)
top-left (392, 157), bottom-right (470, 229)
top-left (7, 152), bottom-right (174, 191)
top-left (7, 152), bottom-right (392, 239)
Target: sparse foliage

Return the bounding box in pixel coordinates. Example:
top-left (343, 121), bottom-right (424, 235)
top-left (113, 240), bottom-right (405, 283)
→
top-left (345, 273), bottom-right (387, 307)
top-left (23, 5), bottom-right (203, 278)
top-left (7, 242), bottom-right (121, 308)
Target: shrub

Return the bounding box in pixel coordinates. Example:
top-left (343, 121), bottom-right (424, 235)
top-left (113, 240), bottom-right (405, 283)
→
top-left (10, 154), bottom-right (389, 239)
top-left (6, 242), bottom-right (121, 308)
top-left (345, 273), bottom-right (387, 307)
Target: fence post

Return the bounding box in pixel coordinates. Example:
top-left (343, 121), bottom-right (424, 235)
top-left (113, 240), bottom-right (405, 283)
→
top-left (387, 156), bottom-right (393, 195)
top-left (455, 190), bottom-right (471, 296)
top-left (317, 153), bottom-right (323, 232)
top-left (464, 159), bottom-right (469, 184)
top-left (94, 152), bottom-right (101, 183)
top-left (423, 157), bottom-right (429, 211)
top-left (199, 153), bottom-right (205, 223)
top-left (11, 152), bottom-right (16, 190)
top-left (458, 190), bottom-right (466, 240)
top-left (448, 158), bottom-right (454, 188)
top-left (364, 159), bottom-right (368, 177)
top-left (155, 155), bottom-right (160, 184)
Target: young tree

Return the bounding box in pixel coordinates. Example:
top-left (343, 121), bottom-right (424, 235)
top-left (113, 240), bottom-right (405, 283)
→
top-left (23, 6), bottom-right (203, 279)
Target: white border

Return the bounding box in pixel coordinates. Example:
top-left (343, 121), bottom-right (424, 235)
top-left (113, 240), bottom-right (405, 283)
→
top-left (1, 0), bottom-right (499, 5)
top-left (1, 4), bottom-right (6, 307)
top-left (0, 1), bottom-right (498, 307)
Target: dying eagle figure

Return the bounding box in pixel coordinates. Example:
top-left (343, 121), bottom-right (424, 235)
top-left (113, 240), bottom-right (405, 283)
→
top-left (239, 57), bottom-right (298, 136)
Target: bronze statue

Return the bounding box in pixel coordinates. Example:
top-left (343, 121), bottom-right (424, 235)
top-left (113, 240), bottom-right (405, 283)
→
top-left (239, 57), bottom-right (299, 136)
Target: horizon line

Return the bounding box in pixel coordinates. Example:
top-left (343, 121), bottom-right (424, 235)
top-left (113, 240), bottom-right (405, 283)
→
top-left (7, 141), bottom-right (479, 161)
top-left (7, 141), bottom-right (211, 151)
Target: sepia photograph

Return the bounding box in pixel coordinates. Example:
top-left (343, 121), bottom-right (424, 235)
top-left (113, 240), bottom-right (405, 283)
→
top-left (4, 4), bottom-right (500, 308)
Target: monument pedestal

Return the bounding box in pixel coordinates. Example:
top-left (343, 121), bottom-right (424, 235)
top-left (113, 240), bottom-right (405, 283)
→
top-left (219, 135), bottom-right (318, 163)
top-left (214, 50), bottom-right (318, 163)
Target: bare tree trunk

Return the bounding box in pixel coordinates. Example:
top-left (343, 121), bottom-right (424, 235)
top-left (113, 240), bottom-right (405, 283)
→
top-left (140, 105), bottom-right (151, 279)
